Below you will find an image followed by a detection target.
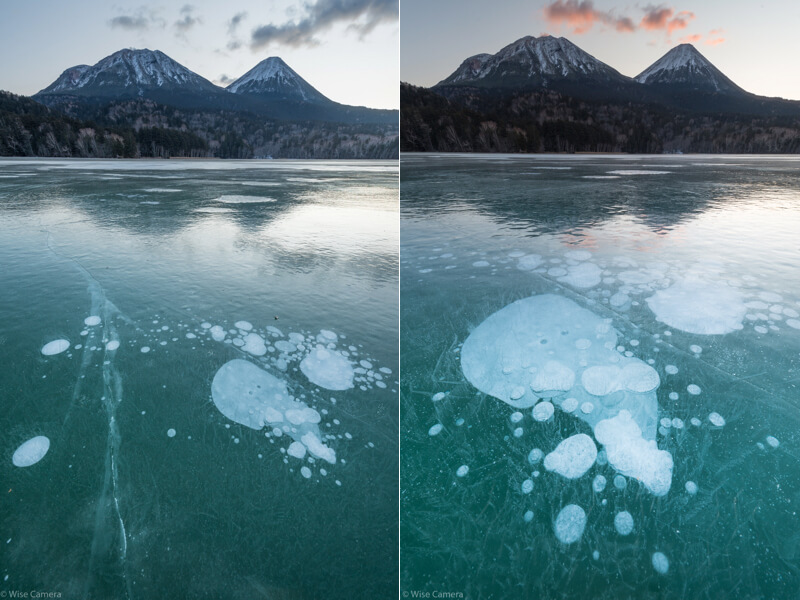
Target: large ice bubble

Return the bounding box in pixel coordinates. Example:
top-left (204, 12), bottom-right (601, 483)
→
top-left (211, 359), bottom-right (335, 463)
top-left (544, 434), bottom-right (597, 479)
top-left (554, 504), bottom-right (586, 544)
top-left (646, 276), bottom-right (747, 334)
top-left (461, 294), bottom-right (670, 494)
top-left (299, 345), bottom-right (355, 391)
top-left (12, 436), bottom-right (51, 467)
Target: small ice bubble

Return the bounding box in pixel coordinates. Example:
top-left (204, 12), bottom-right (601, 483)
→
top-left (510, 411), bottom-right (524, 423)
top-left (593, 550), bottom-right (600, 560)
top-left (665, 365), bottom-right (678, 375)
top-left (580, 402), bottom-right (594, 414)
top-left (428, 423), bottom-right (444, 436)
top-left (105, 340), bottom-right (120, 351)
top-left (708, 412), bottom-right (726, 427)
top-left (301, 466), bottom-right (312, 479)
top-left (287, 441), bottom-right (307, 459)
top-left (532, 401), bottom-right (554, 422)
top-left (613, 475), bottom-right (627, 490)
top-left (167, 428), bottom-right (176, 438)
top-left (41, 339), bottom-right (70, 356)
top-left (456, 465), bottom-right (469, 477)
top-left (669, 392), bottom-right (679, 400)
top-left (672, 418), bottom-right (684, 429)
top-left (12, 436), bottom-right (50, 467)
top-left (592, 475), bottom-right (607, 493)
top-left (84, 316), bottom-right (101, 326)
top-left (690, 345), bottom-right (702, 354)
top-left (513, 427), bottom-right (524, 438)
top-left (614, 511), bottom-right (634, 536)
top-left (523, 510), bottom-right (534, 523)
top-left (766, 436), bottom-right (780, 448)
top-left (685, 481), bottom-right (698, 495)
top-left (690, 417), bottom-right (701, 427)
top-left (235, 321), bottom-right (253, 331)
top-left (528, 448), bottom-right (544, 464)
top-left (561, 397), bottom-right (578, 413)
top-left (687, 384), bottom-right (701, 395)
top-left (140, 346), bottom-right (151, 353)
top-left (554, 504), bottom-right (586, 544)
top-left (521, 479), bottom-right (534, 494)
top-left (652, 552), bottom-right (669, 575)
top-left (432, 392), bottom-right (445, 402)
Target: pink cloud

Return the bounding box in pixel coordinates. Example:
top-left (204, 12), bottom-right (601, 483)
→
top-left (640, 5), bottom-right (694, 34)
top-left (679, 33), bottom-right (702, 43)
top-left (705, 37), bottom-right (725, 46)
top-left (543, 0), bottom-right (635, 34)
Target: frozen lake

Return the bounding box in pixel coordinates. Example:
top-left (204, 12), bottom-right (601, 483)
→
top-left (401, 154), bottom-right (800, 598)
top-left (0, 158), bottom-right (398, 598)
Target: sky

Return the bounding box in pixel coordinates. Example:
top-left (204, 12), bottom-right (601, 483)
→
top-left (401, 0), bottom-right (800, 101)
top-left (0, 0), bottom-right (398, 109)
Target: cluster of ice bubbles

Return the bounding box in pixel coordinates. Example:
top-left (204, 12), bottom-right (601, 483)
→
top-left (418, 254), bottom-right (793, 574)
top-left (24, 314), bottom-right (394, 486)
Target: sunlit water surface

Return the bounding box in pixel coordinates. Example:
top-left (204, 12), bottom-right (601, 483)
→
top-left (1, 158), bottom-right (398, 599)
top-left (401, 154), bottom-right (800, 599)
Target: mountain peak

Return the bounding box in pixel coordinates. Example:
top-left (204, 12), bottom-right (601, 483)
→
top-left (435, 35), bottom-right (625, 88)
top-left (635, 44), bottom-right (743, 94)
top-left (37, 48), bottom-right (218, 95)
top-left (226, 56), bottom-right (329, 104)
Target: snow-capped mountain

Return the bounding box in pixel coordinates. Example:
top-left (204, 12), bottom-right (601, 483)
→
top-left (38, 49), bottom-right (220, 96)
top-left (435, 36), bottom-right (628, 90)
top-left (635, 44), bottom-right (744, 94)
top-left (227, 57), bottom-right (330, 104)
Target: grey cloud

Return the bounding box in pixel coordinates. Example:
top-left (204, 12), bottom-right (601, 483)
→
top-left (250, 0), bottom-right (398, 49)
top-left (174, 4), bottom-right (202, 34)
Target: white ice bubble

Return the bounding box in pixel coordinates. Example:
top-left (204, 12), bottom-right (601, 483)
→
top-left (516, 254), bottom-right (543, 271)
top-left (592, 474), bottom-right (607, 493)
top-left (432, 392), bottom-right (446, 402)
top-left (140, 346), bottom-right (150, 353)
top-left (530, 361), bottom-right (575, 396)
top-left (511, 411), bottom-right (524, 423)
top-left (685, 481), bottom-right (698, 495)
top-left (766, 436), bottom-right (780, 448)
top-left (554, 504), bottom-right (586, 544)
top-left (41, 339), bottom-right (70, 356)
top-left (456, 465), bottom-right (469, 477)
top-left (472, 261), bottom-right (490, 267)
top-left (209, 326), bottom-right (226, 342)
top-left (301, 466), bottom-right (312, 479)
top-left (669, 392), bottom-right (679, 400)
top-left (613, 475), bottom-right (627, 489)
top-left (532, 401), bottom-right (554, 422)
top-left (665, 365), bottom-right (678, 375)
top-left (690, 345), bottom-right (702, 354)
top-left (167, 428), bottom-right (176, 438)
top-left (609, 292), bottom-right (630, 308)
top-left (594, 410), bottom-right (673, 496)
top-left (561, 397), bottom-right (579, 413)
top-left (544, 434), bottom-right (597, 479)
top-left (528, 448), bottom-right (544, 464)
top-left (521, 479), bottom-right (534, 494)
top-left (558, 262), bottom-right (602, 289)
top-left (614, 511), bottom-right (634, 536)
top-left (565, 250), bottom-right (592, 261)
top-left (84, 316), bottom-right (101, 326)
top-left (687, 384), bottom-right (701, 395)
top-left (647, 277), bottom-right (746, 334)
top-left (652, 552), bottom-right (669, 575)
top-left (287, 441), bottom-right (307, 459)
top-left (524, 510), bottom-right (534, 522)
top-left (708, 412), bottom-right (726, 427)
top-left (786, 319), bottom-right (800, 330)
top-left (428, 423), bottom-right (444, 436)
top-left (211, 359), bottom-right (335, 463)
top-left (299, 345), bottom-right (354, 391)
top-left (235, 321), bottom-right (253, 331)
top-left (690, 417), bottom-right (701, 427)
top-left (12, 436), bottom-right (50, 467)
top-left (215, 195), bottom-right (276, 204)
top-left (105, 340), bottom-right (120, 351)
top-left (242, 333), bottom-right (268, 356)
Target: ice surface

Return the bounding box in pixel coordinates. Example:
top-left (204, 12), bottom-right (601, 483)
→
top-left (299, 345), bottom-right (354, 390)
top-left (41, 339), bottom-right (70, 355)
top-left (614, 511), bottom-right (634, 535)
top-left (646, 277), bottom-right (746, 334)
top-left (12, 436), bottom-right (50, 467)
top-left (594, 410), bottom-right (673, 496)
top-left (543, 434), bottom-right (597, 479)
top-left (554, 504), bottom-right (586, 544)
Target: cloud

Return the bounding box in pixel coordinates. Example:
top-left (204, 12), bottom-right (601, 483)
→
top-left (109, 7), bottom-right (165, 31)
top-left (543, 0), bottom-right (634, 34)
top-left (678, 33), bottom-right (702, 43)
top-left (215, 74), bottom-right (235, 85)
top-left (228, 11), bottom-right (248, 34)
top-left (705, 37), bottom-right (725, 46)
top-left (640, 5), bottom-right (694, 35)
top-left (250, 0), bottom-right (398, 49)
top-left (174, 4), bottom-right (201, 34)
